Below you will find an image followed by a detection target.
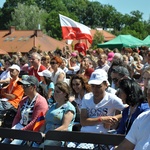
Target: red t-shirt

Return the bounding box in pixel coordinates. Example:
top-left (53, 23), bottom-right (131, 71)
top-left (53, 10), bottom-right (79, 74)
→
top-left (28, 65), bottom-right (46, 81)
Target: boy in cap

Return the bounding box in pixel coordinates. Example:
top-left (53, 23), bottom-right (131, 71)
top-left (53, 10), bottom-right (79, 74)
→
top-left (80, 69), bottom-right (125, 133)
top-left (72, 69), bottom-right (125, 149)
top-left (0, 64), bottom-right (24, 110)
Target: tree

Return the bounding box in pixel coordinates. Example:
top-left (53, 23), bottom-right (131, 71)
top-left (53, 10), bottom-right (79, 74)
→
top-left (36, 0), bottom-right (68, 13)
top-left (8, 3), bottom-right (47, 30)
top-left (0, 0), bottom-right (150, 41)
top-left (91, 30), bottom-right (104, 49)
top-left (83, 1), bottom-right (103, 28)
top-left (0, 0), bottom-right (37, 29)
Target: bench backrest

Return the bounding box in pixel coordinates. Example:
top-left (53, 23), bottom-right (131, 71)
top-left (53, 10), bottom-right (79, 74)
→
top-left (0, 127), bottom-right (43, 150)
top-left (44, 130), bottom-right (125, 149)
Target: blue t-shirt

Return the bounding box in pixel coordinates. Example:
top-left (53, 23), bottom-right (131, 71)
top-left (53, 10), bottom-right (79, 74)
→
top-left (44, 101), bottom-right (76, 133)
top-left (47, 82), bottom-right (54, 95)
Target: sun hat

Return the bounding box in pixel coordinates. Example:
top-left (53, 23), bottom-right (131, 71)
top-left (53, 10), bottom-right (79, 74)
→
top-left (9, 64), bottom-right (20, 72)
top-left (38, 70), bottom-right (52, 78)
top-left (88, 69), bottom-right (109, 85)
top-left (17, 75), bottom-right (39, 87)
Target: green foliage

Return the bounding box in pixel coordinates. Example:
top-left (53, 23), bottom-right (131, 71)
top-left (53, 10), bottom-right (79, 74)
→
top-left (37, 0), bottom-right (68, 13)
top-left (0, 0), bottom-right (149, 42)
top-left (8, 3), bottom-right (47, 30)
top-left (91, 30), bottom-right (104, 49)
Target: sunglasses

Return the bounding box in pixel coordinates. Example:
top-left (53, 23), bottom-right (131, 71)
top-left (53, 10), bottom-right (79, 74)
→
top-left (50, 62), bottom-right (57, 65)
top-left (22, 84), bottom-right (31, 88)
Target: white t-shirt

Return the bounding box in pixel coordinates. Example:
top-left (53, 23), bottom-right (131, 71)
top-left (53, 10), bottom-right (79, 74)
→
top-left (51, 68), bottom-right (66, 84)
top-left (0, 70), bottom-right (10, 80)
top-left (0, 70), bottom-right (10, 87)
top-left (81, 92), bottom-right (125, 133)
top-left (67, 65), bottom-right (80, 74)
top-left (126, 110), bottom-right (150, 150)
top-left (106, 87), bottom-right (116, 95)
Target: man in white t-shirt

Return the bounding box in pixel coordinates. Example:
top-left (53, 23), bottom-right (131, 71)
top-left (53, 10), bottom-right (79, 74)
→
top-left (115, 110), bottom-right (150, 150)
top-left (80, 69), bottom-right (125, 133)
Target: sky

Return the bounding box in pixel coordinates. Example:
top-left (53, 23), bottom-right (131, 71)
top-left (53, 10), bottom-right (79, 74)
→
top-left (0, 0), bottom-right (5, 8)
top-left (0, 0), bottom-right (149, 21)
top-left (95, 0), bottom-right (150, 21)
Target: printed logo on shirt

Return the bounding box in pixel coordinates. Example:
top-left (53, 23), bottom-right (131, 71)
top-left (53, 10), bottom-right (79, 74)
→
top-left (87, 107), bottom-right (108, 117)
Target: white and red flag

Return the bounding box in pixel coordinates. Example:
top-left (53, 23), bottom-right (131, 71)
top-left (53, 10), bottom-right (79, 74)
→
top-left (59, 14), bottom-right (92, 44)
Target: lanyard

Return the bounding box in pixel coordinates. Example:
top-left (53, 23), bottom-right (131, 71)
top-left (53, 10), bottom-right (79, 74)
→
top-left (126, 104), bottom-right (138, 133)
top-left (24, 93), bottom-right (38, 109)
top-left (20, 93), bottom-right (38, 125)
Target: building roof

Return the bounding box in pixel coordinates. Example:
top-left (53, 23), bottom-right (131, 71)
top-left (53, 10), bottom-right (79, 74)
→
top-left (0, 49), bottom-right (8, 54)
top-left (0, 26), bottom-right (66, 53)
top-left (90, 29), bottom-right (116, 41)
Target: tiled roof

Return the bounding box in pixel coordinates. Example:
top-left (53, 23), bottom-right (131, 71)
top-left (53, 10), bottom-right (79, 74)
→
top-left (0, 27), bottom-right (66, 53)
top-left (90, 29), bottom-right (116, 41)
top-left (0, 48), bottom-right (8, 54)
top-left (0, 27), bottom-right (115, 53)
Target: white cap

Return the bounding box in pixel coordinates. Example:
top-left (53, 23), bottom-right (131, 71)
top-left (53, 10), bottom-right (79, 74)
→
top-left (9, 64), bottom-right (20, 72)
top-left (38, 70), bottom-right (52, 78)
top-left (88, 69), bottom-right (109, 85)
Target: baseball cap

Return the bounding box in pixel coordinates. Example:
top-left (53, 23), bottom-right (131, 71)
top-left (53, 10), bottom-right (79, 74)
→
top-left (38, 70), bottom-right (52, 78)
top-left (9, 64), bottom-right (20, 72)
top-left (88, 69), bottom-right (108, 85)
top-left (112, 66), bottom-right (129, 76)
top-left (107, 52), bottom-right (115, 61)
top-left (17, 75), bottom-right (39, 87)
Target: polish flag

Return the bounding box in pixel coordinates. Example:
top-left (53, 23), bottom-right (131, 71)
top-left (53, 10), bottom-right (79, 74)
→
top-left (59, 14), bottom-right (92, 44)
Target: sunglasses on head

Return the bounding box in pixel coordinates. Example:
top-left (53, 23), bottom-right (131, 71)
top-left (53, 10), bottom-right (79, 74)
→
top-left (50, 62), bottom-right (57, 65)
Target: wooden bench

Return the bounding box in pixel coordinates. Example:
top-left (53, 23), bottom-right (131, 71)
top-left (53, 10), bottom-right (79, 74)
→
top-left (44, 130), bottom-right (125, 150)
top-left (0, 127), bottom-right (43, 150)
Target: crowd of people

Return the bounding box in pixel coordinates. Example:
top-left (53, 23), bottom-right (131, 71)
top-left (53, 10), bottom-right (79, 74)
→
top-left (0, 45), bottom-right (150, 149)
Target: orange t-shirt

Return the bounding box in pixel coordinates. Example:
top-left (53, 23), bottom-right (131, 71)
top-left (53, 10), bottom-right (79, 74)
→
top-left (7, 78), bottom-right (24, 109)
